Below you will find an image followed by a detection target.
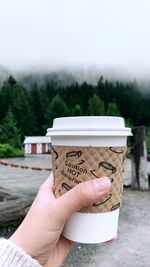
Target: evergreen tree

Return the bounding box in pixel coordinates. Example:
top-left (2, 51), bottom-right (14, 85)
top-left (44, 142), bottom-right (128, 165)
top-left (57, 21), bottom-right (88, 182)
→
top-left (88, 94), bottom-right (105, 116)
top-left (71, 104), bottom-right (83, 116)
top-left (12, 84), bottom-right (37, 137)
top-left (0, 109), bottom-right (21, 148)
top-left (106, 102), bottom-right (120, 116)
top-left (1, 73), bottom-right (150, 137)
top-left (47, 94), bottom-right (68, 126)
top-left (0, 76), bottom-right (37, 137)
top-left (0, 76), bottom-right (16, 120)
top-left (30, 85), bottom-right (49, 135)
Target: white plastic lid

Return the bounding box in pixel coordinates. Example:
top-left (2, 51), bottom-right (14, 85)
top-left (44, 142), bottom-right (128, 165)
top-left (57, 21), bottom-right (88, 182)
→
top-left (46, 116), bottom-right (132, 136)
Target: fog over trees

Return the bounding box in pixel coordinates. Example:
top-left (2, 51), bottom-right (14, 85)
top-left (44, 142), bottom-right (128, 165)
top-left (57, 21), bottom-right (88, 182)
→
top-left (0, 73), bottom-right (150, 151)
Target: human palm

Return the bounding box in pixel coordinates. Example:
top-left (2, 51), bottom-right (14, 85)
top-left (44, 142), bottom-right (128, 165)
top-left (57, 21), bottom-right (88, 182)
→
top-left (10, 174), bottom-right (110, 267)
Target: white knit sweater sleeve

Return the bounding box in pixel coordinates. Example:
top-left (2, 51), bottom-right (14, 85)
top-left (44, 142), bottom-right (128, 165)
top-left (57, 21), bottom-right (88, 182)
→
top-left (0, 239), bottom-right (42, 267)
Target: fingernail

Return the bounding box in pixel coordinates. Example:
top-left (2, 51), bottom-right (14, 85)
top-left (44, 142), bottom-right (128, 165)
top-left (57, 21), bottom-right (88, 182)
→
top-left (94, 177), bottom-right (111, 192)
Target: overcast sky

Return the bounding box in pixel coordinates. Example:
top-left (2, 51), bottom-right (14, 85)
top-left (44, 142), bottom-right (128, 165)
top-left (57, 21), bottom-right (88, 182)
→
top-left (0, 0), bottom-right (150, 78)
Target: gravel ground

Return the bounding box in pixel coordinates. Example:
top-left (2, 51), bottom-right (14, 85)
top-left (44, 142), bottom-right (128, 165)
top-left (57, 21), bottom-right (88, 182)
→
top-left (0, 155), bottom-right (51, 196)
top-left (0, 156), bottom-right (150, 267)
top-left (64, 189), bottom-right (150, 267)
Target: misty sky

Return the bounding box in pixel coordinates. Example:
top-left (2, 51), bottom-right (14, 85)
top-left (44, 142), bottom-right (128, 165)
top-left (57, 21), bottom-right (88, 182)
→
top-left (0, 0), bottom-right (150, 77)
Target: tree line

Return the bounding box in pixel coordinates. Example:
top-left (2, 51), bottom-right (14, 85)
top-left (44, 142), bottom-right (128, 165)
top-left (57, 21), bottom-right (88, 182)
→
top-left (0, 75), bottom-right (150, 149)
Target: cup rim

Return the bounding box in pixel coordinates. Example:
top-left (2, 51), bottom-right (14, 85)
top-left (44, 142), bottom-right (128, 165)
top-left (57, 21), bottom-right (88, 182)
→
top-left (46, 116), bottom-right (132, 136)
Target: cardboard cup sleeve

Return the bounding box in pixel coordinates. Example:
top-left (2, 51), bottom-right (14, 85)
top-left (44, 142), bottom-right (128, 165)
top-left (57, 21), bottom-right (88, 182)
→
top-left (51, 145), bottom-right (127, 213)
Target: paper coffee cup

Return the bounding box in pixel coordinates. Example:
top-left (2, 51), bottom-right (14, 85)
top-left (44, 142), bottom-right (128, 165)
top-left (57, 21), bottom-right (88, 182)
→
top-left (46, 116), bottom-right (132, 243)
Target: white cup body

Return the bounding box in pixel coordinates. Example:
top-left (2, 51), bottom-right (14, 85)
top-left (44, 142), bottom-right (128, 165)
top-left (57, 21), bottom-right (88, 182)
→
top-left (47, 117), bottom-right (132, 243)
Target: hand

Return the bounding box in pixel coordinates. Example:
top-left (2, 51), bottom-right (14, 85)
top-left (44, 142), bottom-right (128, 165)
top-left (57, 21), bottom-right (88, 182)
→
top-left (10, 174), bottom-right (111, 267)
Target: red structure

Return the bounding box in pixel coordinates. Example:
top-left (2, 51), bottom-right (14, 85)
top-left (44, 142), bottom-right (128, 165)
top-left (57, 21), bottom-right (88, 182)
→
top-left (23, 136), bottom-right (51, 155)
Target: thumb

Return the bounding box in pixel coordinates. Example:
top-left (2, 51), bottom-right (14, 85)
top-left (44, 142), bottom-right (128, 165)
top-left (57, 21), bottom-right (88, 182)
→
top-left (52, 177), bottom-right (111, 225)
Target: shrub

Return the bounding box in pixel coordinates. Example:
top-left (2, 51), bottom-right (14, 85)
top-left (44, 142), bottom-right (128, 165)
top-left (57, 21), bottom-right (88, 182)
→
top-left (0, 144), bottom-right (24, 157)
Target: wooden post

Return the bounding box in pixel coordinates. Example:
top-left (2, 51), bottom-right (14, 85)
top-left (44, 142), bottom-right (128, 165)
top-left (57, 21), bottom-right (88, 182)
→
top-left (131, 126), bottom-right (149, 190)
